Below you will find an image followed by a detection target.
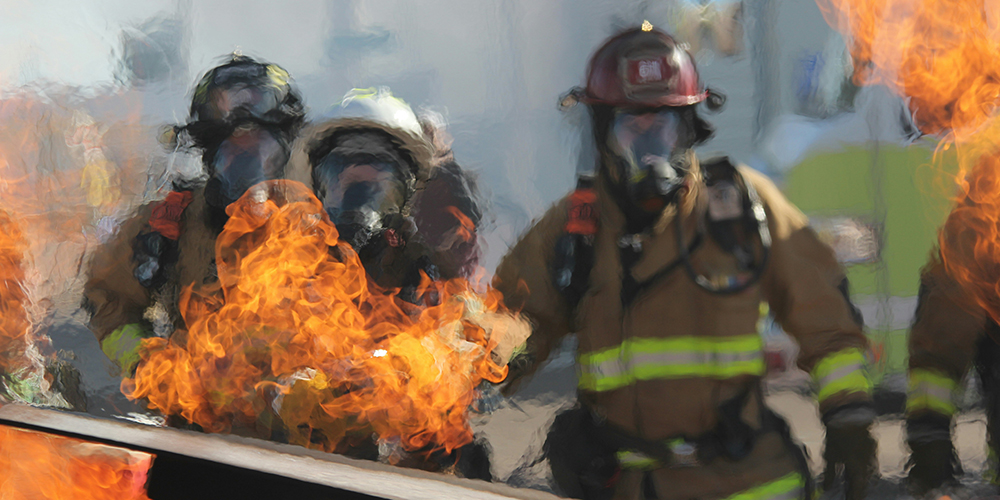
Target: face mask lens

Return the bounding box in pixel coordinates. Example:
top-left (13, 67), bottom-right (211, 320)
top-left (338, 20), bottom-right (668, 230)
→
top-left (211, 128), bottom-right (288, 204)
top-left (315, 158), bottom-right (406, 220)
top-left (611, 109), bottom-right (681, 173)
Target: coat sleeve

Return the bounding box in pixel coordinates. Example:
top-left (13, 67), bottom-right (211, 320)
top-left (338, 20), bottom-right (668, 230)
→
top-left (745, 168), bottom-right (872, 414)
top-left (907, 256), bottom-right (985, 419)
top-left (492, 199), bottom-right (574, 392)
top-left (82, 205), bottom-right (154, 344)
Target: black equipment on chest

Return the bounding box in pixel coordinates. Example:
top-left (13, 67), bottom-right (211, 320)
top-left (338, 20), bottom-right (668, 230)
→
top-left (551, 157), bottom-right (772, 313)
top-left (681, 156), bottom-right (771, 295)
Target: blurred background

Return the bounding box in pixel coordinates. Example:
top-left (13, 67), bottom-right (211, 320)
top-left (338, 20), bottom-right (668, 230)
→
top-left (0, 0), bottom-right (984, 496)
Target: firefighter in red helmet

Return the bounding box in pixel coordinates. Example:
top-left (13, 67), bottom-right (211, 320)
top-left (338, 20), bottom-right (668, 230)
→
top-left (493, 24), bottom-right (876, 499)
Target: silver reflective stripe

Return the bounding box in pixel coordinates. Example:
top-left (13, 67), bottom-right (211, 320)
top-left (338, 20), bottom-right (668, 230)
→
top-left (909, 380), bottom-right (954, 402)
top-left (817, 362), bottom-right (863, 389)
top-left (630, 349), bottom-right (762, 367)
top-left (587, 359), bottom-right (626, 379)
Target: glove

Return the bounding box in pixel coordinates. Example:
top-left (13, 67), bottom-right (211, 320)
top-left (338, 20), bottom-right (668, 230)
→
top-left (906, 413), bottom-right (960, 495)
top-left (101, 323), bottom-right (152, 375)
top-left (46, 358), bottom-right (87, 412)
top-left (822, 404), bottom-right (877, 500)
top-left (132, 231), bottom-right (178, 289)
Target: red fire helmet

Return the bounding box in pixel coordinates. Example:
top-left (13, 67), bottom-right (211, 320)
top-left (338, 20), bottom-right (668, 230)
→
top-left (581, 24), bottom-right (708, 108)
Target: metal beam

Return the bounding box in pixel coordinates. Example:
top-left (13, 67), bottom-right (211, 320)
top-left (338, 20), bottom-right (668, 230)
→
top-left (0, 405), bottom-right (560, 500)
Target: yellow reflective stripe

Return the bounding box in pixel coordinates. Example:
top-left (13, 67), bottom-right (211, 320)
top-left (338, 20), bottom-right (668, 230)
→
top-left (616, 450), bottom-right (658, 470)
top-left (816, 370), bottom-right (871, 403)
top-left (629, 335), bottom-right (763, 354)
top-left (579, 334), bottom-right (763, 363)
top-left (265, 64), bottom-right (289, 89)
top-left (906, 368), bottom-right (958, 416)
top-left (578, 334), bottom-right (764, 392)
top-left (811, 348), bottom-right (872, 404)
top-left (579, 371), bottom-right (633, 393)
top-left (723, 472), bottom-right (805, 500)
top-left (578, 343), bottom-right (624, 366)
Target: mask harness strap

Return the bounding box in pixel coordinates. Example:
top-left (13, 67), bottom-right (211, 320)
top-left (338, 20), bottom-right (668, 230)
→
top-left (677, 167), bottom-right (771, 295)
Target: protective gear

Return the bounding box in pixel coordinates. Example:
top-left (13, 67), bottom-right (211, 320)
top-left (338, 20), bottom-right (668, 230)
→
top-left (500, 31), bottom-right (870, 499)
top-left (906, 252), bottom-right (1000, 493)
top-left (285, 88), bottom-right (443, 292)
top-left (906, 413), bottom-right (961, 494)
top-left (321, 87), bottom-right (423, 138)
top-left (565, 27), bottom-right (718, 225)
top-left (188, 55), bottom-right (303, 129)
top-left (610, 109), bottom-right (690, 209)
top-left (580, 26), bottom-right (708, 108)
top-left (545, 406), bottom-right (619, 500)
top-left (495, 154), bottom-right (871, 499)
top-left (86, 56), bottom-right (302, 355)
top-left (100, 323), bottom-right (152, 375)
top-left (822, 404), bottom-right (878, 500)
top-left (310, 130), bottom-right (413, 249)
top-left (204, 125), bottom-right (291, 214)
top-left (552, 177), bottom-right (599, 309)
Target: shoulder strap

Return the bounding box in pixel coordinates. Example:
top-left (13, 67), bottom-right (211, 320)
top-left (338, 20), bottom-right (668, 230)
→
top-left (552, 177), bottom-right (599, 312)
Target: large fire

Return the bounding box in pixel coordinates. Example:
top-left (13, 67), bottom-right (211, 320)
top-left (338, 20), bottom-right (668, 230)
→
top-left (123, 180), bottom-right (525, 457)
top-left (817, 0), bottom-right (1000, 323)
top-left (0, 426), bottom-right (153, 500)
top-left (0, 89), bottom-right (151, 406)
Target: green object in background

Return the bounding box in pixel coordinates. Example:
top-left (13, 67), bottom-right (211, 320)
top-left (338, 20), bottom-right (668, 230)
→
top-left (782, 143), bottom-right (961, 380)
top-left (101, 323), bottom-right (151, 375)
top-left (784, 143), bottom-right (958, 297)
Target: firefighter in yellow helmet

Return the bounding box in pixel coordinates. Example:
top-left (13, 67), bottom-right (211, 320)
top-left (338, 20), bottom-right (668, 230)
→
top-left (492, 24), bottom-right (876, 500)
top-left (282, 87), bottom-right (496, 478)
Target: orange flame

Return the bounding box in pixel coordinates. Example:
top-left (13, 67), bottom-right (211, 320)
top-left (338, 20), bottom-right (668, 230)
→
top-left (446, 206), bottom-right (476, 243)
top-left (0, 426), bottom-right (153, 500)
top-left (124, 181), bottom-right (519, 456)
top-left (817, 0), bottom-right (1000, 323)
top-left (0, 210), bottom-right (33, 376)
top-left (0, 88), bottom-right (152, 404)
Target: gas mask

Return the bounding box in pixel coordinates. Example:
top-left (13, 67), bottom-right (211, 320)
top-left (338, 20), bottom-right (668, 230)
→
top-left (608, 108), bottom-right (692, 213)
top-left (312, 131), bottom-right (413, 250)
top-left (205, 125), bottom-right (290, 216)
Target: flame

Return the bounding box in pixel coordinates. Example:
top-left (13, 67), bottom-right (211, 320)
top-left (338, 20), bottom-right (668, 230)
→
top-left (0, 88), bottom-right (152, 404)
top-left (0, 210), bottom-right (33, 376)
top-left (817, 0), bottom-right (1000, 323)
top-left (124, 181), bottom-right (519, 456)
top-left (445, 206), bottom-right (476, 244)
top-left (0, 426), bottom-right (153, 499)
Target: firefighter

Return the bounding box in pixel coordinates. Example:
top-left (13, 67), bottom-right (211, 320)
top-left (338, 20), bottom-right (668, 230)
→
top-left (905, 239), bottom-right (1000, 492)
top-left (286, 87), bottom-right (484, 298)
top-left (83, 54), bottom-right (305, 374)
top-left (283, 87), bottom-right (493, 477)
top-left (492, 25), bottom-right (877, 500)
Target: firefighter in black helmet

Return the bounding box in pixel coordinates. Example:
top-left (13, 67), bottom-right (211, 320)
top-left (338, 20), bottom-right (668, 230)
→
top-left (83, 55), bottom-right (305, 384)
